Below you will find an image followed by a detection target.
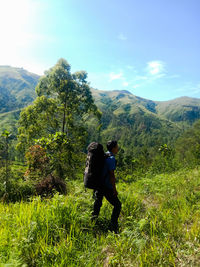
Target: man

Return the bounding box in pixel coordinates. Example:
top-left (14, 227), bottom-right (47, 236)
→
top-left (92, 140), bottom-right (121, 233)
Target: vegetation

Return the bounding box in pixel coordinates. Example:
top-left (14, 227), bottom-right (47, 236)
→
top-left (0, 168), bottom-right (200, 266)
top-left (1, 59), bottom-right (200, 266)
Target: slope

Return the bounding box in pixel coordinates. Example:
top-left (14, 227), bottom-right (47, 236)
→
top-left (156, 96), bottom-right (200, 125)
top-left (0, 65), bottom-right (39, 113)
top-left (89, 89), bottom-right (183, 156)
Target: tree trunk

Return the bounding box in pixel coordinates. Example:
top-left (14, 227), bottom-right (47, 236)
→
top-left (62, 101), bottom-right (67, 133)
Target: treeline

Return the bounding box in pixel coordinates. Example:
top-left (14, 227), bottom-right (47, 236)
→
top-left (119, 119), bottom-right (200, 178)
top-left (1, 58), bottom-right (200, 202)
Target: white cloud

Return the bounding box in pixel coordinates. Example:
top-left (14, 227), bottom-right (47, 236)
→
top-left (109, 72), bottom-right (123, 81)
top-left (123, 82), bottom-right (129, 87)
top-left (147, 61), bottom-right (165, 76)
top-left (118, 33), bottom-right (127, 41)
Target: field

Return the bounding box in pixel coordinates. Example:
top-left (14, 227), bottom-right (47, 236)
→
top-left (1, 167), bottom-right (200, 266)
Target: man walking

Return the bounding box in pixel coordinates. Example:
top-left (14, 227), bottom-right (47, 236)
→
top-left (92, 140), bottom-right (121, 233)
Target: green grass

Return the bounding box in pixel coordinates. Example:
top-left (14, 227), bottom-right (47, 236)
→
top-left (1, 168), bottom-right (200, 266)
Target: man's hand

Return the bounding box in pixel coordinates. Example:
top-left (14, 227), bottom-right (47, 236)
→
top-left (109, 170), bottom-right (118, 196)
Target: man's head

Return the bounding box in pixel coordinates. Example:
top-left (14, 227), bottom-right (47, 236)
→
top-left (107, 140), bottom-right (118, 155)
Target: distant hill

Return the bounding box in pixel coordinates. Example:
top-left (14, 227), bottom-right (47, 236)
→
top-left (0, 66), bottom-right (40, 131)
top-left (0, 66), bottom-right (39, 113)
top-left (156, 97), bottom-right (200, 125)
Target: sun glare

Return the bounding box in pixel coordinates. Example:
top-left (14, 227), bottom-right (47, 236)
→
top-left (0, 0), bottom-right (33, 45)
top-left (0, 0), bottom-right (44, 73)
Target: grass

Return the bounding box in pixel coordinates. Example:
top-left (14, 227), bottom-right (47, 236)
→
top-left (0, 167), bottom-right (200, 266)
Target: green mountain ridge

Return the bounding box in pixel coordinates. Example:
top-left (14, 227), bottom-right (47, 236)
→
top-left (156, 96), bottom-right (200, 124)
top-left (1, 65), bottom-right (200, 125)
top-left (92, 88), bottom-right (200, 125)
top-left (90, 88), bottom-right (183, 154)
top-left (1, 66), bottom-right (200, 151)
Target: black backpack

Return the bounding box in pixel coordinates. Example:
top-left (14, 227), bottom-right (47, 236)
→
top-left (84, 142), bottom-right (106, 190)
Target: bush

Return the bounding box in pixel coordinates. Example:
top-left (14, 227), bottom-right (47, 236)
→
top-left (24, 145), bottom-right (50, 183)
top-left (35, 174), bottom-right (67, 197)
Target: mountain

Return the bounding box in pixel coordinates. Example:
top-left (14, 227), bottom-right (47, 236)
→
top-left (1, 66), bottom-right (200, 153)
top-left (89, 89), bottom-right (183, 155)
top-left (92, 88), bottom-right (200, 126)
top-left (156, 97), bottom-right (200, 125)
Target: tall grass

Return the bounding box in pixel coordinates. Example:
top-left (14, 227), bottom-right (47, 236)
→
top-left (1, 168), bottom-right (200, 266)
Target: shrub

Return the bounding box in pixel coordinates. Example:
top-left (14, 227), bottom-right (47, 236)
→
top-left (35, 174), bottom-right (67, 197)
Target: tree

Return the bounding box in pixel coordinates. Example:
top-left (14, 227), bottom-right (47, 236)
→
top-left (175, 119), bottom-right (200, 166)
top-left (0, 130), bottom-right (12, 194)
top-left (17, 58), bottom-right (100, 151)
top-left (17, 59), bottom-right (100, 178)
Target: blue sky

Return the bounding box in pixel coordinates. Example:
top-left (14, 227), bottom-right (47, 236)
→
top-left (0, 0), bottom-right (200, 101)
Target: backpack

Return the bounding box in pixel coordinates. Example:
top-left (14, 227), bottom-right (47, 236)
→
top-left (84, 142), bottom-right (106, 190)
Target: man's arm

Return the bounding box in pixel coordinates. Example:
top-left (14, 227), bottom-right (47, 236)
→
top-left (109, 170), bottom-right (118, 196)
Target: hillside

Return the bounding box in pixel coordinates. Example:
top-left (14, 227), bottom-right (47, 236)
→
top-left (156, 96), bottom-right (200, 125)
top-left (0, 66), bottom-right (40, 131)
top-left (92, 89), bottom-right (200, 126)
top-left (0, 65), bottom-right (39, 113)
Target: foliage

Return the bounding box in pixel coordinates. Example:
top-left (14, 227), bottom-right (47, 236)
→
top-left (24, 142), bottom-right (68, 196)
top-left (0, 163), bottom-right (34, 202)
top-left (149, 144), bottom-right (178, 174)
top-left (34, 132), bottom-right (85, 179)
top-left (0, 130), bottom-right (13, 195)
top-left (35, 174), bottom-right (67, 197)
top-left (24, 145), bottom-right (50, 183)
top-left (175, 119), bottom-right (200, 167)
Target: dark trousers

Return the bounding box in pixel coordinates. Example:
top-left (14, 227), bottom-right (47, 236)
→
top-left (92, 187), bottom-right (121, 226)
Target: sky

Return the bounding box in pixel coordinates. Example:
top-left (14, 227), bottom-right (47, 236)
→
top-left (0, 0), bottom-right (200, 101)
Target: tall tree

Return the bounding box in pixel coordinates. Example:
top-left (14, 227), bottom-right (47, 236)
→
top-left (17, 58), bottom-right (100, 151)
